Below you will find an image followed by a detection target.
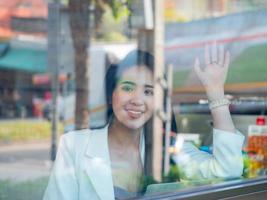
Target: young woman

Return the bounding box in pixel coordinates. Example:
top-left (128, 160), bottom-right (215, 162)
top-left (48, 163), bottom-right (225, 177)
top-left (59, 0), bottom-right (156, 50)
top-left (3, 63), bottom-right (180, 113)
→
top-left (43, 45), bottom-right (244, 200)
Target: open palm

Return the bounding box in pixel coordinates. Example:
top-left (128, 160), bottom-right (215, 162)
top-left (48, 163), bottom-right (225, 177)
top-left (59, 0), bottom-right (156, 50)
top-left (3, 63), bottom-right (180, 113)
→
top-left (194, 42), bottom-right (230, 90)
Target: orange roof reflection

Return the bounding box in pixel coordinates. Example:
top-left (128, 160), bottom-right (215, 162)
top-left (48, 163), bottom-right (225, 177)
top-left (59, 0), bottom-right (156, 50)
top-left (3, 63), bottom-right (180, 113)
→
top-left (0, 0), bottom-right (47, 38)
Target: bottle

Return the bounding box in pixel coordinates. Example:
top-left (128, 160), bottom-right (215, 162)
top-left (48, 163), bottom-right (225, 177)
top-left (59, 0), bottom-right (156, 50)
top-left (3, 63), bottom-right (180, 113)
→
top-left (248, 116), bottom-right (267, 136)
top-left (246, 115), bottom-right (267, 177)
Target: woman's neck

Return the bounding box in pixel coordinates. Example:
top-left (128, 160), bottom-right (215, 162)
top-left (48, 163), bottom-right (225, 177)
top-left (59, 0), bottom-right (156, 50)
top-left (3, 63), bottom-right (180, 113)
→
top-left (108, 118), bottom-right (141, 149)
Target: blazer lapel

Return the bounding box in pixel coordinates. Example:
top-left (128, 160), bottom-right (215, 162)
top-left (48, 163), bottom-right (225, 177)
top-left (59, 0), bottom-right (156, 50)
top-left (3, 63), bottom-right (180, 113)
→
top-left (84, 126), bottom-right (114, 200)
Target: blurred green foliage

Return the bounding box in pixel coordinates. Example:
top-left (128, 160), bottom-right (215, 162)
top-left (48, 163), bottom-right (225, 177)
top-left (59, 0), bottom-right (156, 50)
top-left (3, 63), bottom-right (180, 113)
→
top-left (109, 0), bottom-right (132, 19)
top-left (0, 120), bottom-right (63, 144)
top-left (95, 5), bottom-right (129, 42)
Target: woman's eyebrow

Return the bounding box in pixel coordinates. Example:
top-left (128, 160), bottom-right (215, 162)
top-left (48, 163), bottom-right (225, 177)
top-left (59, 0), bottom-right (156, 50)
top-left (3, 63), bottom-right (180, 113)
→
top-left (145, 84), bottom-right (154, 88)
top-left (120, 80), bottom-right (136, 85)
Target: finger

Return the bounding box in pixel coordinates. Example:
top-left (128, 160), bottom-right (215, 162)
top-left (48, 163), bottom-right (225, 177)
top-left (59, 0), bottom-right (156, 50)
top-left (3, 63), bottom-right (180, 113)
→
top-left (211, 41), bottom-right (218, 63)
top-left (204, 44), bottom-right (210, 66)
top-left (218, 44), bottom-right (224, 66)
top-left (224, 51), bottom-right (230, 72)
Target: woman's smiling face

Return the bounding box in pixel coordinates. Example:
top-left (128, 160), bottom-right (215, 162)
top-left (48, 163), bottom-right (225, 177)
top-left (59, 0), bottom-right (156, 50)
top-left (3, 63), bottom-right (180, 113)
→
top-left (112, 66), bottom-right (154, 130)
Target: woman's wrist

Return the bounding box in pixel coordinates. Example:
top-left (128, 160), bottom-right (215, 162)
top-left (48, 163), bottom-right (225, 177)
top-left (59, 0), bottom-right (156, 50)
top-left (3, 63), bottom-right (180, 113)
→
top-left (209, 98), bottom-right (230, 110)
top-left (205, 86), bottom-right (225, 101)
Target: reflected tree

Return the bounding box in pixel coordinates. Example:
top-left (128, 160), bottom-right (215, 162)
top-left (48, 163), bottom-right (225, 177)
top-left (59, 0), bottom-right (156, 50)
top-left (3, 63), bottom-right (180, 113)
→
top-left (68, 0), bottom-right (131, 129)
top-left (69, 0), bottom-right (91, 130)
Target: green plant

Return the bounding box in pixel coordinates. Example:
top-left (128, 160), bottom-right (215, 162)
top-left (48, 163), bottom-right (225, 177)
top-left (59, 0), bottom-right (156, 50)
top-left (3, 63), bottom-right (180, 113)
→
top-left (162, 165), bottom-right (181, 183)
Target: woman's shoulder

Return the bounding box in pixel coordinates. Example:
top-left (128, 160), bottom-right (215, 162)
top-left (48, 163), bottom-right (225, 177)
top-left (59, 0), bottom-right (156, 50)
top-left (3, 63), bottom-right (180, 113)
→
top-left (61, 129), bottom-right (89, 141)
top-left (58, 126), bottom-right (108, 155)
top-left (61, 126), bottom-right (108, 143)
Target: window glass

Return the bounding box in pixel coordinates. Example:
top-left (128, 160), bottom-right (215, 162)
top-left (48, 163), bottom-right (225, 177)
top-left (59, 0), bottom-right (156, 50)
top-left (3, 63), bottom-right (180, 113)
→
top-left (0, 1), bottom-right (267, 200)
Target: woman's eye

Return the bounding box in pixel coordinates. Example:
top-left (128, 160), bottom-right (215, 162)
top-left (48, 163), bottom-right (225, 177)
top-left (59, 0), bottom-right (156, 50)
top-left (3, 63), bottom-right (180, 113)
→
top-left (121, 85), bottom-right (134, 92)
top-left (144, 89), bottom-right (154, 96)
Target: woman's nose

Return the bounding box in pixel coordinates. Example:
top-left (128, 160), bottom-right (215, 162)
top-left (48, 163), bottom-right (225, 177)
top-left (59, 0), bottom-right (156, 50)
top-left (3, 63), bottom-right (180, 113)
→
top-left (130, 91), bottom-right (145, 106)
top-left (130, 98), bottom-right (144, 106)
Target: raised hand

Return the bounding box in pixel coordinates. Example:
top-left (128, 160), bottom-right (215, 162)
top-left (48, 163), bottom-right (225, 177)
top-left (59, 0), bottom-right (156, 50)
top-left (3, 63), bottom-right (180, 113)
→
top-left (194, 42), bottom-right (230, 100)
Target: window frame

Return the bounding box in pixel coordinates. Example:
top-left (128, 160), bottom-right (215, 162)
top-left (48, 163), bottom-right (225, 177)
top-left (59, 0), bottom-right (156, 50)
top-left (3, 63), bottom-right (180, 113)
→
top-left (135, 176), bottom-right (267, 200)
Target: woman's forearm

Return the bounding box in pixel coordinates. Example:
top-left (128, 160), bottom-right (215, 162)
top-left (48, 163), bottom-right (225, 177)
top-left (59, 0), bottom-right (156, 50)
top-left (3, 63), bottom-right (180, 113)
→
top-left (206, 87), bottom-right (235, 133)
top-left (210, 105), bottom-right (235, 133)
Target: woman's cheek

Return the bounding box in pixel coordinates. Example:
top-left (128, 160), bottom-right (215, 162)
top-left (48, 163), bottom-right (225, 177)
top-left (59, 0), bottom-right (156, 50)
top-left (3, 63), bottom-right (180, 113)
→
top-left (113, 90), bottom-right (128, 103)
top-left (112, 92), bottom-right (119, 105)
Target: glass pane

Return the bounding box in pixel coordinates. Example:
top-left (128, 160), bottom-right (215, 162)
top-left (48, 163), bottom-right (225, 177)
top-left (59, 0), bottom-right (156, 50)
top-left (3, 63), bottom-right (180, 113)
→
top-left (1, 1), bottom-right (267, 200)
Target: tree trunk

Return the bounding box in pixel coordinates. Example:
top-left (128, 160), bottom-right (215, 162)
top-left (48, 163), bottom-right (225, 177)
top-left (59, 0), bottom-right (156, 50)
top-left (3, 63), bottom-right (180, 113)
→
top-left (69, 0), bottom-right (91, 130)
top-left (94, 4), bottom-right (104, 39)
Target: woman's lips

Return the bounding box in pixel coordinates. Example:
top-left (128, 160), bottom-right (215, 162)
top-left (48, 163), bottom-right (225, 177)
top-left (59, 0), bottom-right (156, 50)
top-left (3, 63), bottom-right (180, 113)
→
top-left (126, 109), bottom-right (144, 119)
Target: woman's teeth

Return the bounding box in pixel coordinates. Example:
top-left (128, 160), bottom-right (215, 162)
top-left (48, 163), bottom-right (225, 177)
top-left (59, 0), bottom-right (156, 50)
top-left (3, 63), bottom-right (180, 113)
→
top-left (127, 109), bottom-right (143, 118)
top-left (128, 110), bottom-right (142, 114)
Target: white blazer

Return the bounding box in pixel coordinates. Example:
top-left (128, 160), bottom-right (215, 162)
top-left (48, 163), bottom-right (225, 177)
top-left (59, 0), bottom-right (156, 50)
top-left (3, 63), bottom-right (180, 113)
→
top-left (43, 126), bottom-right (244, 200)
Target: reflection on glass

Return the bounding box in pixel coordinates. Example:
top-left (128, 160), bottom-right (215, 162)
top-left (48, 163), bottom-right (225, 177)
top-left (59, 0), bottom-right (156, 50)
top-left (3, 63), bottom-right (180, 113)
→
top-left (43, 45), bottom-right (245, 199)
top-left (0, 1), bottom-right (267, 200)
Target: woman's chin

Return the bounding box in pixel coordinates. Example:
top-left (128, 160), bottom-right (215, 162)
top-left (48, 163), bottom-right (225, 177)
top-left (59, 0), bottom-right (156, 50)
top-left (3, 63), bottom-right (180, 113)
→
top-left (124, 123), bottom-right (143, 130)
top-left (122, 120), bottom-right (146, 131)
